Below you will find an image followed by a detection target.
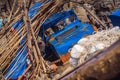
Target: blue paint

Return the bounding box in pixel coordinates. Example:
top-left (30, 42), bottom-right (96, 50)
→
top-left (4, 1), bottom-right (44, 79)
top-left (50, 22), bottom-right (93, 55)
top-left (4, 2), bottom-right (94, 79)
top-left (4, 45), bottom-right (27, 79)
top-left (41, 10), bottom-right (79, 30)
top-left (40, 10), bottom-right (94, 56)
top-left (109, 9), bottom-right (120, 27)
top-left (0, 19), bottom-right (3, 28)
top-left (11, 2), bottom-right (42, 31)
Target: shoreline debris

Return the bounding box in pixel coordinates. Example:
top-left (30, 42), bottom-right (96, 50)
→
top-left (0, 0), bottom-right (120, 80)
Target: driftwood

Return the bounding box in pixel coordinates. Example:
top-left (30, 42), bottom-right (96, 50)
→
top-left (70, 0), bottom-right (107, 29)
top-left (0, 0), bottom-right (69, 79)
top-left (8, 0), bottom-right (17, 22)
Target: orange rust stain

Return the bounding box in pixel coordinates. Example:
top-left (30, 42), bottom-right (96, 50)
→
top-left (60, 52), bottom-right (70, 63)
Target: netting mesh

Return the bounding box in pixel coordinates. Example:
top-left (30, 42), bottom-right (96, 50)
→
top-left (70, 27), bottom-right (120, 66)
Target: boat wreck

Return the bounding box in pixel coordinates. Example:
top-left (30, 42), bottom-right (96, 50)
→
top-left (0, 0), bottom-right (120, 80)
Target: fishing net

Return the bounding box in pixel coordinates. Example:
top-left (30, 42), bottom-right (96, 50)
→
top-left (70, 27), bottom-right (120, 67)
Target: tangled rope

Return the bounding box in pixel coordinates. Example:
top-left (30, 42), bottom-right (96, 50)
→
top-left (70, 27), bottom-right (120, 67)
